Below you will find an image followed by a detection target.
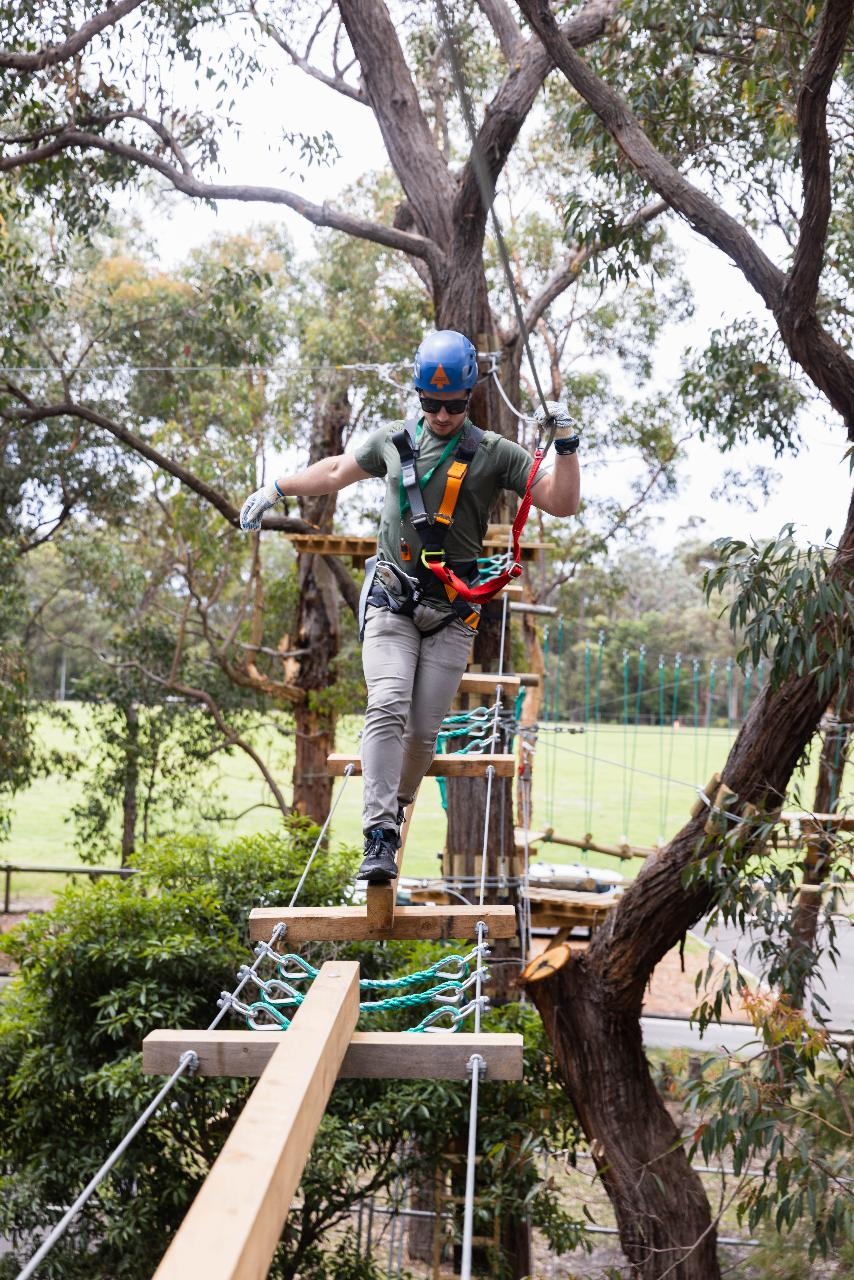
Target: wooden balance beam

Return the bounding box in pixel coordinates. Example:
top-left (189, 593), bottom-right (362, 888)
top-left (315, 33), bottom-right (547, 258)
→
top-left (149, 962), bottom-right (523, 1280)
top-left (152, 962), bottom-right (361, 1280)
top-left (249, 904), bottom-right (517, 943)
top-left (327, 752), bottom-right (516, 777)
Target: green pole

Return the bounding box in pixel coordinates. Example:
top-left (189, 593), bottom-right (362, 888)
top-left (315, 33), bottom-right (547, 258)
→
top-left (658, 654), bottom-right (666, 843)
top-left (726, 658), bottom-right (734, 735)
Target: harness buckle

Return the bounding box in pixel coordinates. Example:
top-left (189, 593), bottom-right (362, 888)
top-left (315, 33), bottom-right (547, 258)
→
top-left (421, 549), bottom-right (446, 567)
top-left (433, 512), bottom-right (453, 528)
top-left (509, 562), bottom-right (523, 578)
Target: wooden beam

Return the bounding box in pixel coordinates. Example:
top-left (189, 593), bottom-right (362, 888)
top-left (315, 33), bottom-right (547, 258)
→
top-left (327, 753), bottom-right (515, 777)
top-left (457, 673), bottom-right (522, 696)
top-left (152, 962), bottom-right (360, 1280)
top-left (535, 831), bottom-right (656, 860)
top-left (249, 904), bottom-right (517, 942)
top-left (143, 1030), bottom-right (524, 1082)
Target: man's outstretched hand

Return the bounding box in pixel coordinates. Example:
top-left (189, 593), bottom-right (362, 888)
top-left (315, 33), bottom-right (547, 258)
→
top-left (239, 482), bottom-right (281, 531)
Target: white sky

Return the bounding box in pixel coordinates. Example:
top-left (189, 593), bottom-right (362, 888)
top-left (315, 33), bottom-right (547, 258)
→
top-left (146, 51), bottom-right (852, 553)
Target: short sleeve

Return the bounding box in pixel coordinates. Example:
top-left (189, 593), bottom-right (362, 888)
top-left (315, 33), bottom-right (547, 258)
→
top-left (493, 436), bottom-right (538, 499)
top-left (354, 425), bottom-right (391, 479)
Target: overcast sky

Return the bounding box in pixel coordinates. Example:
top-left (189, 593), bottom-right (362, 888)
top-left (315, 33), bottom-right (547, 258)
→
top-left (145, 48), bottom-right (852, 554)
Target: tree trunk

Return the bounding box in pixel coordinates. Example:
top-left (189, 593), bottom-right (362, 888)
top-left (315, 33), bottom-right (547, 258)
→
top-left (789, 682), bottom-right (854, 1006)
top-left (522, 487), bottom-right (854, 1277)
top-left (292, 382), bottom-right (349, 820)
top-left (120, 701), bottom-right (139, 867)
top-left (528, 946), bottom-right (718, 1279)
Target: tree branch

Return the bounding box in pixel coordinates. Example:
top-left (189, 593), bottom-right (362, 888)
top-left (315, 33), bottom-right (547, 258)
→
top-left (455, 0), bottom-right (620, 235)
top-left (0, 0), bottom-right (144, 70)
top-left (521, 199), bottom-right (667, 334)
top-left (1, 395), bottom-right (363, 615)
top-left (251, 3), bottom-right (367, 104)
top-left (336, 0), bottom-right (455, 247)
top-left (0, 124), bottom-right (443, 270)
top-left (516, 0), bottom-right (854, 436)
top-left (475, 0), bottom-right (524, 62)
top-left (784, 0), bottom-right (854, 323)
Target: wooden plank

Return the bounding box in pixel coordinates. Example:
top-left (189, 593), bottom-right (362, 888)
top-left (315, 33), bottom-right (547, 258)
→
top-left (457, 673), bottom-right (522, 696)
top-left (143, 1030), bottom-right (524, 1082)
top-left (152, 962), bottom-right (360, 1280)
top-left (327, 753), bottom-right (515, 777)
top-left (249, 904), bottom-right (517, 942)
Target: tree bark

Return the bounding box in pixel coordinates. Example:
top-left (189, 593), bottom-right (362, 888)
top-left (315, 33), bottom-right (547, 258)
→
top-left (292, 382), bottom-right (350, 820)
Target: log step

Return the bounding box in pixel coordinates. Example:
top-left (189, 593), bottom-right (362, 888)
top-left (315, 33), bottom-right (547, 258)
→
top-left (249, 904), bottom-right (517, 942)
top-left (327, 753), bottom-right (515, 777)
top-left (143, 1030), bottom-right (524, 1081)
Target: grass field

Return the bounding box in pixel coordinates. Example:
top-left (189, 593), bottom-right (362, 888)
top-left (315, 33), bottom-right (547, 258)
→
top-left (2, 703), bottom-right (832, 903)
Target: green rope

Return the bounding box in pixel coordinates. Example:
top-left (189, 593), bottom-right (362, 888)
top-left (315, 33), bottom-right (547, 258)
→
top-left (658, 654), bottom-right (666, 842)
top-left (583, 631), bottom-right (605, 846)
top-left (726, 658), bottom-right (734, 734)
top-left (547, 618), bottom-right (564, 828)
top-left (702, 659), bottom-right (717, 781)
top-left (244, 953), bottom-right (479, 1030)
top-left (742, 663), bottom-right (754, 721)
top-left (692, 658), bottom-right (701, 790)
top-left (623, 646), bottom-right (646, 839)
top-left (662, 653), bottom-right (682, 836)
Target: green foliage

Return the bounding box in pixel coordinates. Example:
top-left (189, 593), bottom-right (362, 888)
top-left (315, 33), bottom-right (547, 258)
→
top-left (704, 526), bottom-right (854, 700)
top-left (679, 321), bottom-right (805, 458)
top-left (0, 830), bottom-right (584, 1278)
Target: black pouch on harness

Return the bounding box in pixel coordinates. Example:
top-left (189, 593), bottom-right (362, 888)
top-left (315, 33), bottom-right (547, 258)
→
top-left (358, 556), bottom-right (423, 640)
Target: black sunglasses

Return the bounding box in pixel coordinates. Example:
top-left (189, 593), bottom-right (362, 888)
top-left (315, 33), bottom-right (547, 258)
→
top-left (419, 394), bottom-right (470, 415)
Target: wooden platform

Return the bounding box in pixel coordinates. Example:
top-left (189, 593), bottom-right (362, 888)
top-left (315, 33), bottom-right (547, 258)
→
top-left (143, 1030), bottom-right (524, 1081)
top-left (286, 527), bottom-right (553, 565)
top-left (327, 752), bottom-right (516, 777)
top-left (249, 904), bottom-right (517, 942)
top-left (522, 887), bottom-right (619, 935)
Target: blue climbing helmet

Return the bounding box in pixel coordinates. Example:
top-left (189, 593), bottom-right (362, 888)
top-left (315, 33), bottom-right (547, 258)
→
top-left (413, 330), bottom-right (478, 395)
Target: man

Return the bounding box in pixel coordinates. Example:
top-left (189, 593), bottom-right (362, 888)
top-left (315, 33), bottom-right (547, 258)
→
top-left (240, 330), bottom-right (580, 884)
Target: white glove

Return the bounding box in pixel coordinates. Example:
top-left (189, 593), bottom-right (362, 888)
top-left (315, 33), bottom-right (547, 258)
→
top-left (239, 482), bottom-right (281, 531)
top-left (535, 399), bottom-right (577, 439)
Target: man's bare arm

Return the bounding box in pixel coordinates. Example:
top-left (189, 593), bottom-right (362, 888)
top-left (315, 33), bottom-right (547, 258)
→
top-left (530, 453), bottom-right (580, 518)
top-left (274, 452), bottom-right (371, 497)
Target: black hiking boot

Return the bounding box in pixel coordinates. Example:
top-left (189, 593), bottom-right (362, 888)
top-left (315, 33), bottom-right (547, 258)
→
top-left (357, 827), bottom-right (401, 884)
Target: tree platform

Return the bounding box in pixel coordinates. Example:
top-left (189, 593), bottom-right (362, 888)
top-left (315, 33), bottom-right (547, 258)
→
top-left (327, 752), bottom-right (516, 777)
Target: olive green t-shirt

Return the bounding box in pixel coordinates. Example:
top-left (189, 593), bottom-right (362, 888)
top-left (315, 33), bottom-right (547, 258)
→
top-left (354, 417), bottom-right (540, 609)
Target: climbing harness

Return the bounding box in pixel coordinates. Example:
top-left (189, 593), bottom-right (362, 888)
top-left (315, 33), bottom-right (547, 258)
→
top-left (393, 415), bottom-right (549, 612)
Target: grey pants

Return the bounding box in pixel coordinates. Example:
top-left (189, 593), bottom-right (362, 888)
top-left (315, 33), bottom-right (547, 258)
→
top-left (360, 605), bottom-right (474, 832)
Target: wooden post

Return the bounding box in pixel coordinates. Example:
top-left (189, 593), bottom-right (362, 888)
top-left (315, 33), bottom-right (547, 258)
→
top-left (152, 962), bottom-right (360, 1280)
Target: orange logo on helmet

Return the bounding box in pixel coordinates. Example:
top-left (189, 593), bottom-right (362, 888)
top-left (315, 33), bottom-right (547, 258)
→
top-left (430, 364), bottom-right (450, 389)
